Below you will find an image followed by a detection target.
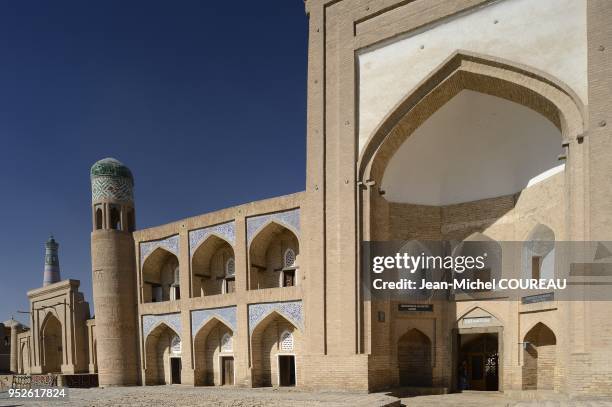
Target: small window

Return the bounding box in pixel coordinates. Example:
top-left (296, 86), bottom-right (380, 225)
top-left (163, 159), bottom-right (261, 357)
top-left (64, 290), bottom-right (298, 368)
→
top-left (284, 249), bottom-right (296, 269)
top-left (109, 206), bottom-right (121, 230)
top-left (95, 208), bottom-right (103, 230)
top-left (3, 336), bottom-right (8, 347)
top-left (170, 335), bottom-right (181, 355)
top-left (280, 330), bottom-right (294, 352)
top-left (532, 256), bottom-right (542, 280)
top-left (221, 333), bottom-right (233, 352)
top-left (226, 258), bottom-right (235, 277)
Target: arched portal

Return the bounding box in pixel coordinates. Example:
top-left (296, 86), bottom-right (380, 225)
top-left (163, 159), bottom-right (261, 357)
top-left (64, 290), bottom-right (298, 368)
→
top-left (359, 53), bottom-right (585, 243)
top-left (397, 329), bottom-right (432, 387)
top-left (192, 236), bottom-right (235, 297)
top-left (249, 222), bottom-right (300, 290)
top-left (458, 333), bottom-right (499, 391)
top-left (144, 323), bottom-right (182, 385)
top-left (193, 318), bottom-right (234, 386)
top-left (142, 248), bottom-right (180, 303)
top-left (40, 313), bottom-right (63, 374)
top-left (522, 323), bottom-right (557, 390)
top-left (251, 312), bottom-right (300, 387)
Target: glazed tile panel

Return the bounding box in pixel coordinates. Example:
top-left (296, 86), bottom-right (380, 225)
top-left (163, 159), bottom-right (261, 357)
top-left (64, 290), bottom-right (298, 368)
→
top-left (191, 306), bottom-right (237, 336)
top-left (248, 300), bottom-right (303, 334)
top-left (246, 209), bottom-right (300, 244)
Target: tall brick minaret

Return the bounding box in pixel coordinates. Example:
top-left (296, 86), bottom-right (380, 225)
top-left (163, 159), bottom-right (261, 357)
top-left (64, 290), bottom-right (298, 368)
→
top-left (90, 157), bottom-right (140, 386)
top-left (43, 236), bottom-right (61, 286)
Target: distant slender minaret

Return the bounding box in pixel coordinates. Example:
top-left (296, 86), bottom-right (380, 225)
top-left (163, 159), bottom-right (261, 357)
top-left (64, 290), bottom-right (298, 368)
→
top-left (43, 236), bottom-right (61, 286)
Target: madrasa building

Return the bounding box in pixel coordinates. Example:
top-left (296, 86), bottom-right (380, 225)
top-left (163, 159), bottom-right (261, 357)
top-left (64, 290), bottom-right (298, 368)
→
top-left (3, 0), bottom-right (612, 397)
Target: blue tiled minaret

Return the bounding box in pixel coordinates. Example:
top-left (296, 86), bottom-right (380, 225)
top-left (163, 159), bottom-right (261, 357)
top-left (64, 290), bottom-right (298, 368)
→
top-left (43, 236), bottom-right (61, 286)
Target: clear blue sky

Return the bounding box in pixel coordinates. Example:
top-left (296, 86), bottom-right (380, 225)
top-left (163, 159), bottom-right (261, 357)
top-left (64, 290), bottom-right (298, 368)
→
top-left (0, 1), bottom-right (308, 324)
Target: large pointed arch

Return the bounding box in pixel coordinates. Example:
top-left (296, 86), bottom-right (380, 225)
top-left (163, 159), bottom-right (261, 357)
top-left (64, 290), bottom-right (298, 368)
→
top-left (358, 51), bottom-right (585, 185)
top-left (40, 312), bottom-right (63, 374)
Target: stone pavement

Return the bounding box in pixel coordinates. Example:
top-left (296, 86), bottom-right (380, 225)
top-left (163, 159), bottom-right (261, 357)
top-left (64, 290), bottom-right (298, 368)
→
top-left (397, 392), bottom-right (612, 407)
top-left (0, 385), bottom-right (399, 407)
top-left (2, 386), bottom-right (612, 407)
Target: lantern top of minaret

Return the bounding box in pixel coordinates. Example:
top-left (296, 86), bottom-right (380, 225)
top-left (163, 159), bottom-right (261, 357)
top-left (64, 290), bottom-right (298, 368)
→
top-left (90, 157), bottom-right (134, 203)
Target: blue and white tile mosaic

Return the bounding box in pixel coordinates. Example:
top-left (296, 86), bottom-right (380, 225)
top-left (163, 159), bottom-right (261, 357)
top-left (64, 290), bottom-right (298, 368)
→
top-left (142, 312), bottom-right (182, 339)
top-left (189, 221), bottom-right (236, 258)
top-left (140, 235), bottom-right (180, 265)
top-left (191, 306), bottom-right (237, 336)
top-left (246, 209), bottom-right (300, 244)
top-left (248, 301), bottom-right (303, 334)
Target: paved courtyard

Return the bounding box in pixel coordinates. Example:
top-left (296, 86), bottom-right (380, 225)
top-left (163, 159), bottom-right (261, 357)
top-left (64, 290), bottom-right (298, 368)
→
top-left (1, 387), bottom-right (612, 407)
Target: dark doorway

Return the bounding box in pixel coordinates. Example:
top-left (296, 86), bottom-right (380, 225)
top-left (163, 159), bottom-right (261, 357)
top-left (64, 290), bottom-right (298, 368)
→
top-left (458, 333), bottom-right (498, 391)
top-left (398, 329), bottom-right (433, 386)
top-left (222, 357), bottom-right (234, 385)
top-left (171, 357), bottom-right (182, 384)
top-left (278, 355), bottom-right (296, 386)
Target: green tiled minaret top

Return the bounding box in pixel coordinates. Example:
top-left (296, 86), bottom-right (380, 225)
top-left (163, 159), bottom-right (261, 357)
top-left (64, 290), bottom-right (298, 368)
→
top-left (90, 158), bottom-right (134, 203)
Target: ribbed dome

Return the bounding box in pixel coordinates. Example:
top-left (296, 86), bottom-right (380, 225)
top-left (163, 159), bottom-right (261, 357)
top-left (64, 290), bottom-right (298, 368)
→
top-left (90, 158), bottom-right (133, 181)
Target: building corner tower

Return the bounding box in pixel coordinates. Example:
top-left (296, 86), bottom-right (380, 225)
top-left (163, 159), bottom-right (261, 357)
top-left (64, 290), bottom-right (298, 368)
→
top-left (90, 157), bottom-right (139, 386)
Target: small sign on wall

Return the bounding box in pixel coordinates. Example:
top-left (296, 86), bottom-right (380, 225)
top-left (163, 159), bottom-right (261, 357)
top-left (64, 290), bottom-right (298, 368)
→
top-left (398, 304), bottom-right (433, 312)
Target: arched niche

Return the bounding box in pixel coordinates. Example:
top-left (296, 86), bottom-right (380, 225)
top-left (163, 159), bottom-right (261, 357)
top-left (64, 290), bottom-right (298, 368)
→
top-left (522, 322), bottom-right (557, 390)
top-left (191, 235), bottom-right (235, 298)
top-left (249, 222), bottom-right (300, 290)
top-left (40, 313), bottom-right (63, 374)
top-left (251, 311), bottom-right (300, 387)
top-left (193, 317), bottom-right (234, 386)
top-left (144, 323), bottom-right (181, 385)
top-left (523, 224), bottom-right (556, 280)
top-left (142, 247), bottom-right (180, 303)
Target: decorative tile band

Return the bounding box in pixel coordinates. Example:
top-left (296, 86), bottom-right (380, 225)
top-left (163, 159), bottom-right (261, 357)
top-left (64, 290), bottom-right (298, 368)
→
top-left (142, 313), bottom-right (182, 339)
top-left (189, 221), bottom-right (236, 258)
top-left (91, 176), bottom-right (134, 203)
top-left (248, 301), bottom-right (303, 334)
top-left (191, 306), bottom-right (237, 337)
top-left (140, 235), bottom-right (180, 265)
top-left (246, 208), bottom-right (300, 244)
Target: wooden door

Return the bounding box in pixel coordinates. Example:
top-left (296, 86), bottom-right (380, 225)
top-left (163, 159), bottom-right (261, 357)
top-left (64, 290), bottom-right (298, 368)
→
top-left (222, 357), bottom-right (234, 385)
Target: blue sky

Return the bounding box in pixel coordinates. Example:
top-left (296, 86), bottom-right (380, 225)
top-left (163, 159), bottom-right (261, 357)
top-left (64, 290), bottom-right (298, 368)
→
top-left (0, 1), bottom-right (308, 324)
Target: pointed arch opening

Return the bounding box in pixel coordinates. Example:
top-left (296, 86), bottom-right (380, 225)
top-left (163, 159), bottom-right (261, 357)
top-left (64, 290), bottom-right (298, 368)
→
top-left (144, 323), bottom-right (181, 385)
top-left (40, 313), bottom-right (63, 374)
top-left (251, 311), bottom-right (300, 387)
top-left (193, 317), bottom-right (234, 386)
top-left (360, 53), bottom-right (584, 244)
top-left (142, 248), bottom-right (180, 303)
top-left (524, 224), bottom-right (556, 280)
top-left (522, 322), bottom-right (557, 390)
top-left (191, 235), bottom-right (235, 298)
top-left (249, 222), bottom-right (300, 290)
top-left (452, 233), bottom-right (502, 293)
top-left (397, 328), bottom-right (432, 387)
